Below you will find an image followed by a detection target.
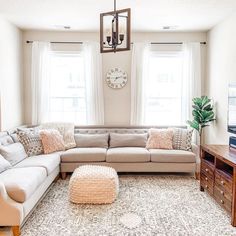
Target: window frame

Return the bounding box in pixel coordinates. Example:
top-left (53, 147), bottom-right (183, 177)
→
top-left (144, 50), bottom-right (186, 126)
top-left (47, 50), bottom-right (87, 124)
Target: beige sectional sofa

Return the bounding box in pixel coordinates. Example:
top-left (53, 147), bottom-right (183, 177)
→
top-left (0, 126), bottom-right (199, 236)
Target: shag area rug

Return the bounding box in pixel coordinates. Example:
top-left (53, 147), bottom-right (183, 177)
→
top-left (21, 175), bottom-right (236, 236)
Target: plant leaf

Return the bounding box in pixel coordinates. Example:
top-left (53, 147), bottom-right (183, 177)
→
top-left (187, 120), bottom-right (200, 132)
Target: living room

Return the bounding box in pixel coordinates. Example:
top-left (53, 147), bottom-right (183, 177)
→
top-left (0, 0), bottom-right (236, 235)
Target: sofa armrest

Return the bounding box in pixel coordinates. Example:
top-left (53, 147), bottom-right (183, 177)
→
top-left (192, 143), bottom-right (200, 173)
top-left (0, 182), bottom-right (24, 226)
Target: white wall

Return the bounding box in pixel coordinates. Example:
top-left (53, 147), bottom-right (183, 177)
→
top-left (23, 30), bottom-right (207, 126)
top-left (205, 12), bottom-right (236, 144)
top-left (0, 17), bottom-right (23, 131)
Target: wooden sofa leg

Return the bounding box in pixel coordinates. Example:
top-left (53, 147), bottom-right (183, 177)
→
top-left (12, 226), bottom-right (20, 236)
top-left (194, 172), bottom-right (200, 180)
top-left (61, 172), bottom-right (67, 180)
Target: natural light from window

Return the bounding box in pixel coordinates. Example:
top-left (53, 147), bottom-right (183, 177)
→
top-left (144, 52), bottom-right (185, 126)
top-left (48, 53), bottom-right (87, 124)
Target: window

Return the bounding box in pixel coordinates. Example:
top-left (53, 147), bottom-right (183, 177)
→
top-left (48, 52), bottom-right (87, 124)
top-left (144, 51), bottom-right (185, 126)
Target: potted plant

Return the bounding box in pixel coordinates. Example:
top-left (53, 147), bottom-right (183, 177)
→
top-left (187, 96), bottom-right (215, 146)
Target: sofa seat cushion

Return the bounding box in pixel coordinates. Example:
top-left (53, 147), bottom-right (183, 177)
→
top-left (0, 167), bottom-right (47, 203)
top-left (61, 148), bottom-right (106, 162)
top-left (106, 147), bottom-right (150, 163)
top-left (150, 149), bottom-right (196, 163)
top-left (14, 152), bottom-right (61, 175)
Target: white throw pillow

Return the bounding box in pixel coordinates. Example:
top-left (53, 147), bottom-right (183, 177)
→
top-left (40, 122), bottom-right (76, 150)
top-left (0, 143), bottom-right (27, 166)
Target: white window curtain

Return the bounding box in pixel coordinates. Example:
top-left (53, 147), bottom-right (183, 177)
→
top-left (182, 42), bottom-right (201, 120)
top-left (31, 41), bottom-right (51, 125)
top-left (182, 42), bottom-right (202, 143)
top-left (130, 42), bottom-right (201, 129)
top-left (83, 42), bottom-right (104, 125)
top-left (130, 42), bottom-right (150, 125)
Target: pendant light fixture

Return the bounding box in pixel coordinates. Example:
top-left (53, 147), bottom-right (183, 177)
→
top-left (100, 0), bottom-right (131, 53)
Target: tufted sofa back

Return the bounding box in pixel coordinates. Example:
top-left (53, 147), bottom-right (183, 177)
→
top-left (1, 125), bottom-right (187, 144)
top-left (74, 126), bottom-right (186, 135)
top-left (75, 128), bottom-right (148, 134)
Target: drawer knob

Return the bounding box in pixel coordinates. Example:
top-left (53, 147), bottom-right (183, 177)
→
top-left (221, 180), bottom-right (225, 185)
top-left (205, 177), bottom-right (208, 181)
top-left (205, 168), bottom-right (209, 172)
top-left (220, 199), bottom-right (224, 204)
top-left (220, 190), bottom-right (224, 195)
top-left (205, 185), bottom-right (208, 189)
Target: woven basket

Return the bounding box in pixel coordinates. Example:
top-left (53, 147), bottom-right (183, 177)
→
top-left (69, 165), bottom-right (119, 204)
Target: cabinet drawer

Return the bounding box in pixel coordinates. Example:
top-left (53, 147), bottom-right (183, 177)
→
top-left (214, 186), bottom-right (232, 213)
top-left (215, 170), bottom-right (233, 194)
top-left (201, 173), bottom-right (214, 195)
top-left (214, 184), bottom-right (232, 201)
top-left (201, 160), bottom-right (214, 179)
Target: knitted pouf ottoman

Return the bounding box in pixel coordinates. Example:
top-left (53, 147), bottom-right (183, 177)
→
top-left (69, 165), bottom-right (119, 204)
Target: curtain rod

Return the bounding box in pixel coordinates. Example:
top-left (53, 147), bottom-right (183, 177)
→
top-left (26, 40), bottom-right (83, 44)
top-left (26, 40), bottom-right (206, 45)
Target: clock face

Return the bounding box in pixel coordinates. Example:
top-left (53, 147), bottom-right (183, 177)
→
top-left (106, 68), bottom-right (128, 89)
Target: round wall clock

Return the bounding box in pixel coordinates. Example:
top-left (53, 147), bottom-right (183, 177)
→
top-left (106, 68), bottom-right (128, 89)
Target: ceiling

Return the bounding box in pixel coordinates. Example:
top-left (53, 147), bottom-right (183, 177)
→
top-left (0, 0), bottom-right (236, 32)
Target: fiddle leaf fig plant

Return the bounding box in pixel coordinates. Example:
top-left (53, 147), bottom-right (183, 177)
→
top-left (187, 96), bottom-right (215, 144)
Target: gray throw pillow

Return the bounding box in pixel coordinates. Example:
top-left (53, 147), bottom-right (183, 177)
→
top-left (172, 128), bottom-right (193, 151)
top-left (109, 133), bottom-right (148, 148)
top-left (75, 133), bottom-right (109, 148)
top-left (0, 143), bottom-right (27, 166)
top-left (0, 154), bottom-right (11, 173)
top-left (17, 130), bottom-right (43, 156)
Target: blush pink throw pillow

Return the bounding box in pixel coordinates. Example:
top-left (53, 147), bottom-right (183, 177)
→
top-left (146, 129), bottom-right (173, 149)
top-left (40, 129), bottom-right (65, 154)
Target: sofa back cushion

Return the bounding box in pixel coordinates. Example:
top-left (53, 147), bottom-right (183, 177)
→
top-left (109, 133), bottom-right (148, 148)
top-left (0, 143), bottom-right (28, 166)
top-left (75, 133), bottom-right (109, 148)
top-left (0, 132), bottom-right (14, 146)
top-left (0, 154), bottom-right (11, 173)
top-left (146, 129), bottom-right (173, 150)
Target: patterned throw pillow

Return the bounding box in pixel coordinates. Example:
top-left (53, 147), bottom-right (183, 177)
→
top-left (17, 130), bottom-right (43, 156)
top-left (146, 129), bottom-right (173, 149)
top-left (40, 129), bottom-right (65, 154)
top-left (172, 128), bottom-right (193, 151)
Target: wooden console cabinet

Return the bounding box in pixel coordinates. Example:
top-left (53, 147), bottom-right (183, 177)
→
top-left (201, 145), bottom-right (236, 226)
